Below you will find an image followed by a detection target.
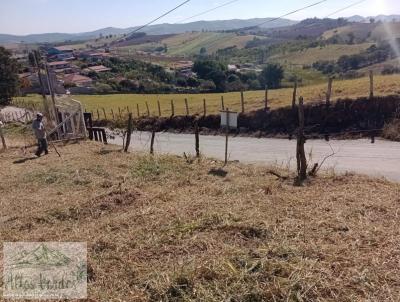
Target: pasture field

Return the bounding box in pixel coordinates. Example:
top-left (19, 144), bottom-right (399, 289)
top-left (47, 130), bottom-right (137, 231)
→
top-left (115, 32), bottom-right (255, 56)
top-left (18, 74), bottom-right (400, 117)
top-left (270, 43), bottom-right (374, 65)
top-left (1, 133), bottom-right (399, 301)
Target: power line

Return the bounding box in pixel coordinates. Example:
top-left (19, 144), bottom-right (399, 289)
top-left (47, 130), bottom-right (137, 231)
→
top-left (325, 0), bottom-right (368, 18)
top-left (128, 0), bottom-right (192, 34)
top-left (176, 0), bottom-right (241, 24)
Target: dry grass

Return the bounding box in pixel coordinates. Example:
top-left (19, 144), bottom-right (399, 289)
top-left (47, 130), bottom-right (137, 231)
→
top-left (16, 74), bottom-right (400, 118)
top-left (382, 118), bottom-right (400, 141)
top-left (1, 135), bottom-right (400, 301)
top-left (271, 43), bottom-right (373, 65)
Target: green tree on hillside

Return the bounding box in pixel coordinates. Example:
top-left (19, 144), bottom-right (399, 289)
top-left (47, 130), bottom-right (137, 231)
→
top-left (193, 60), bottom-right (227, 92)
top-left (0, 47), bottom-right (19, 105)
top-left (259, 64), bottom-right (284, 89)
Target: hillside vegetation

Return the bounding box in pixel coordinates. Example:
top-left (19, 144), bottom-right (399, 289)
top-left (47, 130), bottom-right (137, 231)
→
top-left (270, 43), bottom-right (374, 65)
top-left (117, 32), bottom-right (256, 56)
top-left (1, 138), bottom-right (399, 301)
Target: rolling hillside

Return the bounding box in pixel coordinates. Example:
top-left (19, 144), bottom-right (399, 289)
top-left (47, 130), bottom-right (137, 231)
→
top-left (270, 43), bottom-right (374, 65)
top-left (0, 17), bottom-right (295, 44)
top-left (116, 32), bottom-right (257, 55)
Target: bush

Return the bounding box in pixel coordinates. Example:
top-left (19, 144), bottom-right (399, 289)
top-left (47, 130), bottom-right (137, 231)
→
top-left (382, 66), bottom-right (400, 75)
top-left (248, 79), bottom-right (261, 90)
top-left (199, 80), bottom-right (216, 91)
top-left (94, 83), bottom-right (113, 94)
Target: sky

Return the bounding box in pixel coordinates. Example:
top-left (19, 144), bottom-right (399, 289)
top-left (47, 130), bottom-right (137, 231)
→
top-left (0, 0), bottom-right (399, 35)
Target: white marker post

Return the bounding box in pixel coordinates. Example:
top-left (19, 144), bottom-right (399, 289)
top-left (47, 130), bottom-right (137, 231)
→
top-left (220, 108), bottom-right (238, 165)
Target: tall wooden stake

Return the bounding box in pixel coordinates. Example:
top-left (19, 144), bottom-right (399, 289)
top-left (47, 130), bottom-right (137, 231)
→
top-left (185, 98), bottom-right (189, 116)
top-left (146, 101), bottom-right (150, 116)
top-left (265, 85), bottom-right (269, 110)
top-left (221, 96), bottom-right (225, 110)
top-left (171, 100), bottom-right (175, 116)
top-left (292, 80), bottom-right (297, 109)
top-left (150, 130), bottom-right (156, 155)
top-left (225, 108), bottom-right (230, 165)
top-left (195, 120), bottom-right (200, 158)
top-left (296, 97), bottom-right (307, 183)
top-left (369, 70), bottom-right (374, 99)
top-left (240, 91), bottom-right (245, 113)
top-left (124, 113), bottom-right (133, 152)
top-left (326, 77), bottom-right (333, 107)
top-left (102, 108), bottom-right (107, 120)
top-left (157, 100), bottom-right (161, 116)
top-left (203, 99), bottom-right (207, 116)
top-left (136, 104), bottom-right (140, 117)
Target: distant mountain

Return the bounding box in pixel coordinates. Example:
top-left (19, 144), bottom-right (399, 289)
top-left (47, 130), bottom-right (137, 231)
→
top-left (0, 18), bottom-right (296, 44)
top-left (347, 14), bottom-right (400, 23)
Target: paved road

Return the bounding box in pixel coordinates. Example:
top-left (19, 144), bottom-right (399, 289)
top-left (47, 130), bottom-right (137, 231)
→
top-left (109, 131), bottom-right (400, 182)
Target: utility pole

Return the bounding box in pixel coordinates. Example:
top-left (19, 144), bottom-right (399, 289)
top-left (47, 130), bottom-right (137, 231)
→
top-left (44, 58), bottom-right (59, 125)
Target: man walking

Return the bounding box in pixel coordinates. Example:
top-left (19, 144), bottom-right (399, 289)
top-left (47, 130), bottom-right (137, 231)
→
top-left (32, 113), bottom-right (48, 157)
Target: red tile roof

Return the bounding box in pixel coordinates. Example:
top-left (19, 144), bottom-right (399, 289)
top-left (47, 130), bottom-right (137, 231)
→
top-left (63, 74), bottom-right (93, 85)
top-left (48, 61), bottom-right (69, 66)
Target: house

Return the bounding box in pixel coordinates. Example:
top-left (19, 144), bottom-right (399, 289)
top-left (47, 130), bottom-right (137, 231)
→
top-left (47, 61), bottom-right (71, 71)
top-left (172, 60), bottom-right (194, 71)
top-left (62, 74), bottom-right (93, 87)
top-left (228, 64), bottom-right (238, 72)
top-left (47, 46), bottom-right (75, 60)
top-left (84, 65), bottom-right (112, 73)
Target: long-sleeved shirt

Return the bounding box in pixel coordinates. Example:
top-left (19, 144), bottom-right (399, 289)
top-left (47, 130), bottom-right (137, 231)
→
top-left (32, 119), bottom-right (46, 139)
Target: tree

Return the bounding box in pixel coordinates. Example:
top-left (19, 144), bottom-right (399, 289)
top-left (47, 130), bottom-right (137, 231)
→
top-left (199, 47), bottom-right (207, 56)
top-left (0, 47), bottom-right (19, 105)
top-left (259, 64), bottom-right (284, 89)
top-left (193, 60), bottom-right (227, 91)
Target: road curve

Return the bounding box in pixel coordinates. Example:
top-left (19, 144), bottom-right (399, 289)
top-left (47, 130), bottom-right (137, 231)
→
top-left (109, 131), bottom-right (400, 182)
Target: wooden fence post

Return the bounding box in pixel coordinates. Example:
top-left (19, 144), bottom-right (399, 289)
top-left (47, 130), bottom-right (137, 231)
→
top-left (203, 99), bottom-right (207, 116)
top-left (0, 125), bottom-right (7, 150)
top-left (126, 106), bottom-right (130, 113)
top-left (170, 100), bottom-right (175, 116)
top-left (185, 98), bottom-right (189, 116)
top-left (157, 100), bottom-right (161, 117)
top-left (221, 96), bottom-right (225, 110)
top-left (124, 113), bottom-right (133, 153)
top-left (97, 109), bottom-right (100, 120)
top-left (146, 101), bottom-right (150, 116)
top-left (118, 107), bottom-right (122, 119)
top-left (265, 85), bottom-right (269, 110)
top-left (150, 130), bottom-right (155, 155)
top-left (195, 119), bottom-right (200, 158)
top-left (292, 81), bottom-right (297, 109)
top-left (136, 104), bottom-right (140, 117)
top-left (369, 70), bottom-right (374, 99)
top-left (240, 91), bottom-right (245, 113)
top-left (102, 108), bottom-right (107, 120)
top-left (326, 77), bottom-right (333, 107)
top-left (296, 96), bottom-right (307, 183)
top-left (111, 109), bottom-right (115, 120)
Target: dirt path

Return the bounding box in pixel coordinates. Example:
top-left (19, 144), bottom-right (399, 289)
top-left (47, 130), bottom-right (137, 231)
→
top-left (109, 131), bottom-right (400, 182)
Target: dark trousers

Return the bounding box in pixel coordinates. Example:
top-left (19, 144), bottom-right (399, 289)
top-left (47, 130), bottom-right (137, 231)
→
top-left (36, 138), bottom-right (49, 156)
